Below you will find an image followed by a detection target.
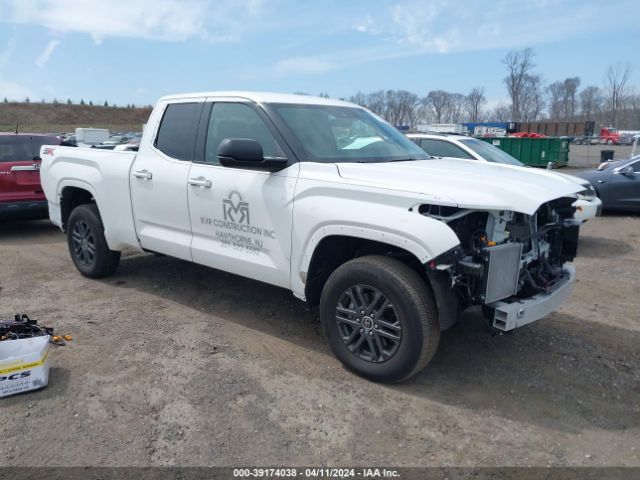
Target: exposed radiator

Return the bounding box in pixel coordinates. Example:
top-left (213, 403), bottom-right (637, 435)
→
top-left (483, 242), bottom-right (523, 304)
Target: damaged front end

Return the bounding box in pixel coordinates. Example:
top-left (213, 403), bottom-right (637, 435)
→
top-left (421, 197), bottom-right (579, 331)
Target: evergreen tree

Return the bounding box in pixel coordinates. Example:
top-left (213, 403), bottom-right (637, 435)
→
top-left (80, 99), bottom-right (85, 105)
top-left (67, 98), bottom-right (72, 105)
top-left (25, 97), bottom-right (30, 103)
top-left (3, 97), bottom-right (9, 103)
top-left (104, 101), bottom-right (109, 107)
top-left (89, 100), bottom-right (93, 106)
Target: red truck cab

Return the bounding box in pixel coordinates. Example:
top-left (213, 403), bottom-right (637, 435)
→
top-left (0, 133), bottom-right (61, 221)
top-left (600, 127), bottom-right (621, 145)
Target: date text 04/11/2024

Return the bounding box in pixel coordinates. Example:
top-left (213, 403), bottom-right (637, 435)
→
top-left (232, 468), bottom-right (400, 478)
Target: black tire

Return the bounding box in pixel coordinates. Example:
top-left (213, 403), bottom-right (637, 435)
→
top-left (319, 255), bottom-right (440, 383)
top-left (67, 204), bottom-right (120, 278)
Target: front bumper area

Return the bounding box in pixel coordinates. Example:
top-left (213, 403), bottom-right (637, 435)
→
top-left (486, 264), bottom-right (576, 331)
top-left (573, 197), bottom-right (602, 222)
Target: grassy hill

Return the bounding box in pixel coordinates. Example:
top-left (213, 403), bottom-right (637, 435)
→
top-left (0, 102), bottom-right (152, 134)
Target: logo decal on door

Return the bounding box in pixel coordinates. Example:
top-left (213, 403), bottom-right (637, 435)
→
top-left (222, 191), bottom-right (250, 225)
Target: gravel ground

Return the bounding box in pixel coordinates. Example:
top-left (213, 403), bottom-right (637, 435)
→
top-left (0, 215), bottom-right (639, 467)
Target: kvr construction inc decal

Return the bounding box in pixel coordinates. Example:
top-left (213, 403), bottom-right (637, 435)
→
top-left (209, 191), bottom-right (276, 253)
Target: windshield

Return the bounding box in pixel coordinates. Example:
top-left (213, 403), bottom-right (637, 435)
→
top-left (0, 135), bottom-right (59, 162)
top-left (269, 103), bottom-right (428, 163)
top-left (599, 155), bottom-right (640, 171)
top-left (459, 138), bottom-right (524, 166)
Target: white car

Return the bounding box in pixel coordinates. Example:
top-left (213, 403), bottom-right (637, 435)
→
top-left (40, 92), bottom-right (584, 382)
top-left (407, 132), bottom-right (602, 222)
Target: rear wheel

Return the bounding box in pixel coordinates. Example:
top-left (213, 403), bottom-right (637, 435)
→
top-left (320, 255), bottom-right (440, 383)
top-left (67, 204), bottom-right (120, 278)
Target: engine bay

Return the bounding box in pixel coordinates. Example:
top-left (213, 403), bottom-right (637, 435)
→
top-left (421, 198), bottom-right (580, 306)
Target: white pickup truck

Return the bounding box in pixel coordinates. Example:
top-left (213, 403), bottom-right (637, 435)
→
top-left (41, 92), bottom-right (583, 382)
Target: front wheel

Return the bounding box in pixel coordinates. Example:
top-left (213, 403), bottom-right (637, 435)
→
top-left (67, 204), bottom-right (120, 278)
top-left (319, 256), bottom-right (440, 383)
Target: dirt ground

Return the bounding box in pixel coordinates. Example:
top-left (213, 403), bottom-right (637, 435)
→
top-left (0, 213), bottom-right (639, 467)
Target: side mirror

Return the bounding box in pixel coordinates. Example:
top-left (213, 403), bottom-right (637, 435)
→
top-left (218, 138), bottom-right (288, 172)
top-left (620, 165), bottom-right (635, 176)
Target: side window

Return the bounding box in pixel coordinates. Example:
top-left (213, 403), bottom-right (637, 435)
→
top-left (203, 102), bottom-right (284, 165)
top-left (155, 102), bottom-right (201, 161)
top-left (420, 139), bottom-right (474, 159)
top-left (632, 161), bottom-right (640, 173)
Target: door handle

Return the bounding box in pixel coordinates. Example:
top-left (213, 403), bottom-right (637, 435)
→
top-left (188, 176), bottom-right (212, 188)
top-left (132, 169), bottom-right (152, 180)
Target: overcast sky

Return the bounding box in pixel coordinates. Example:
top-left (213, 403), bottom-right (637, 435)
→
top-left (0, 0), bottom-right (638, 107)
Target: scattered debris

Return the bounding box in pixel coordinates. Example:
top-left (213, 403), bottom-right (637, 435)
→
top-left (0, 314), bottom-right (70, 398)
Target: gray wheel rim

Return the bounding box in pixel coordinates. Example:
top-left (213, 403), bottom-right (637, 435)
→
top-left (335, 284), bottom-right (402, 363)
top-left (71, 220), bottom-right (96, 267)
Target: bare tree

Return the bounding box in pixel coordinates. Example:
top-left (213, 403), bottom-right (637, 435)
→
top-left (579, 86), bottom-right (602, 120)
top-left (425, 90), bottom-right (451, 123)
top-left (604, 63), bottom-right (631, 126)
top-left (519, 74), bottom-right (544, 121)
top-left (367, 90), bottom-right (387, 117)
top-left (502, 48), bottom-right (536, 121)
top-left (546, 81), bottom-right (564, 120)
top-left (486, 102), bottom-right (511, 121)
top-left (562, 77), bottom-right (580, 119)
top-left (349, 90), bottom-right (424, 127)
top-left (465, 87), bottom-right (486, 122)
top-left (349, 92), bottom-right (367, 107)
top-left (444, 93), bottom-right (465, 123)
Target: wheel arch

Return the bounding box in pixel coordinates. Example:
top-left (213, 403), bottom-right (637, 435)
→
top-left (59, 182), bottom-right (100, 232)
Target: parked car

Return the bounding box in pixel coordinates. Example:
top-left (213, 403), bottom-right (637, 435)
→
top-left (41, 92), bottom-right (584, 382)
top-left (0, 133), bottom-right (60, 221)
top-left (575, 156), bottom-right (640, 213)
top-left (103, 135), bottom-right (130, 146)
top-left (61, 134), bottom-right (77, 147)
top-left (406, 132), bottom-right (602, 222)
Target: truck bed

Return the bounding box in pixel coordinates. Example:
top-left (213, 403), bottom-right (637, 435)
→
top-left (40, 146), bottom-right (140, 251)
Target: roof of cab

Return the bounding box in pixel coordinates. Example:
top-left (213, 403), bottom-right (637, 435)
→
top-left (158, 91), bottom-right (359, 108)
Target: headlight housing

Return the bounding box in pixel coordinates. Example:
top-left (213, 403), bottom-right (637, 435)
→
top-left (578, 182), bottom-right (597, 200)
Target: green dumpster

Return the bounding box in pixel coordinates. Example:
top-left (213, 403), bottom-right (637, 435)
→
top-left (479, 137), bottom-right (570, 167)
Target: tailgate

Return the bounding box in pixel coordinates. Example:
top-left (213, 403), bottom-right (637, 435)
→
top-left (0, 160), bottom-right (44, 203)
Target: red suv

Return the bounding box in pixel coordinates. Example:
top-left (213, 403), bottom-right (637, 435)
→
top-left (0, 133), bottom-right (61, 221)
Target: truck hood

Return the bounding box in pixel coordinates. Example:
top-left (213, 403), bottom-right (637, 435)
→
top-left (336, 158), bottom-right (583, 215)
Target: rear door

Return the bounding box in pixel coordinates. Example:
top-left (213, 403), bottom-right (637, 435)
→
top-left (130, 100), bottom-right (204, 260)
top-left (0, 135), bottom-right (58, 204)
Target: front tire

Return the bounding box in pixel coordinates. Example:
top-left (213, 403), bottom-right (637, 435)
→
top-left (319, 255), bottom-right (440, 383)
top-left (67, 204), bottom-right (120, 278)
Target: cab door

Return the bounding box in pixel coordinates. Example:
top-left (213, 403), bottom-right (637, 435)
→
top-left (130, 101), bottom-right (203, 260)
top-left (186, 100), bottom-right (298, 288)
